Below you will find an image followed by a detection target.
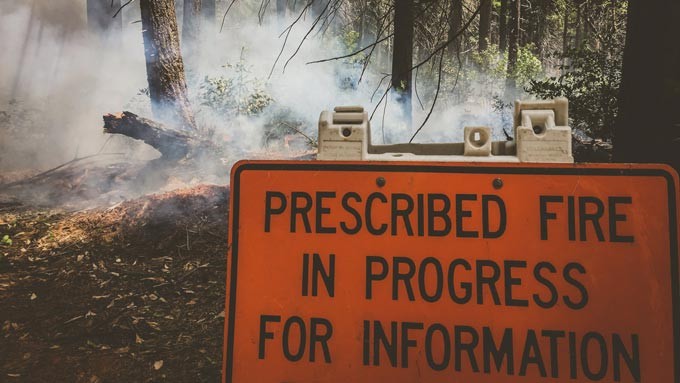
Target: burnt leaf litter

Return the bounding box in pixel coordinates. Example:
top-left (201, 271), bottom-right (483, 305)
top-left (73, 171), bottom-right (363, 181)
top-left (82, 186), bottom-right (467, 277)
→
top-left (0, 185), bottom-right (229, 382)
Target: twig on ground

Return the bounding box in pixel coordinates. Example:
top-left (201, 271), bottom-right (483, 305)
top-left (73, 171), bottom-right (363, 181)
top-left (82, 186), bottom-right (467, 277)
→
top-left (1, 153), bottom-right (125, 189)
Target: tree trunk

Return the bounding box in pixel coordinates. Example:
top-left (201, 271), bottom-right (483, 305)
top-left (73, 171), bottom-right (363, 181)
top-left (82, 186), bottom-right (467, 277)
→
top-left (613, 0), bottom-right (680, 170)
top-left (505, 0), bottom-right (520, 94)
top-left (87, 0), bottom-right (122, 43)
top-left (575, 1), bottom-right (583, 49)
top-left (478, 0), bottom-right (492, 52)
top-left (358, 1), bottom-right (368, 47)
top-left (447, 0), bottom-right (463, 58)
top-left (182, 0), bottom-right (202, 72)
top-left (534, 1), bottom-right (549, 59)
top-left (140, 0), bottom-right (197, 131)
top-left (561, 2), bottom-right (570, 73)
top-left (583, 1), bottom-right (591, 48)
top-left (562, 2), bottom-right (569, 55)
top-left (499, 0), bottom-right (508, 52)
top-left (392, 0), bottom-right (414, 126)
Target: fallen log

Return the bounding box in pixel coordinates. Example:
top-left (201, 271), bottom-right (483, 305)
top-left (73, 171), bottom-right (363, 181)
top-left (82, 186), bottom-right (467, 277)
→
top-left (103, 112), bottom-right (195, 160)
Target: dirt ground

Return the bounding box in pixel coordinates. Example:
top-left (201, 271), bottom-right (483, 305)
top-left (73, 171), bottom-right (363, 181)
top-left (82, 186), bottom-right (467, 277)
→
top-left (0, 185), bottom-right (229, 382)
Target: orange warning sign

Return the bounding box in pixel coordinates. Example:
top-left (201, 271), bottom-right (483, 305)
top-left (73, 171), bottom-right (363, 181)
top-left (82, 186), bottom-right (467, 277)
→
top-left (222, 161), bottom-right (680, 383)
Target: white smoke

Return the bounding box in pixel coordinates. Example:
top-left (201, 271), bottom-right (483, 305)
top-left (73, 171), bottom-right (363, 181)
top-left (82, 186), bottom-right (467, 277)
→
top-left (0, 0), bottom-right (514, 178)
top-left (0, 0), bottom-right (158, 172)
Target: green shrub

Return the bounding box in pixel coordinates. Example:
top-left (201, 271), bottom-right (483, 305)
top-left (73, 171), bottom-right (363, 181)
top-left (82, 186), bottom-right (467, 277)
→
top-left (526, 48), bottom-right (622, 139)
top-left (513, 46), bottom-right (543, 89)
top-left (446, 44), bottom-right (543, 103)
top-left (200, 54), bottom-right (273, 117)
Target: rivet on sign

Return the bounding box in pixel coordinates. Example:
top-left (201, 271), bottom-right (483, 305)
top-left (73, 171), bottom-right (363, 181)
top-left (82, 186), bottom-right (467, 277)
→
top-left (376, 177), bottom-right (386, 188)
top-left (492, 178), bottom-right (503, 189)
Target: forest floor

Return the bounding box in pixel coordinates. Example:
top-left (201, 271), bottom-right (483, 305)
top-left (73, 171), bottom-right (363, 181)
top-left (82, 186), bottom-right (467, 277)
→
top-left (0, 184), bottom-right (229, 382)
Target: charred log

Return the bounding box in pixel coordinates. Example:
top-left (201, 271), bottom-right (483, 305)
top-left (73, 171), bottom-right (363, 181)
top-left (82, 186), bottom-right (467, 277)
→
top-left (103, 112), bottom-right (194, 160)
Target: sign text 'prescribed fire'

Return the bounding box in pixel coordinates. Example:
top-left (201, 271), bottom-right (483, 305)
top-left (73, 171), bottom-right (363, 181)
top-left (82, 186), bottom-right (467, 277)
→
top-left (222, 161), bottom-right (680, 383)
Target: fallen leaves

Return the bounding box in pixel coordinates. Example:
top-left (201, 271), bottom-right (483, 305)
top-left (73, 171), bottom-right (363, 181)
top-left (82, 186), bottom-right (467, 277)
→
top-left (0, 186), bottom-right (229, 381)
top-left (146, 321), bottom-right (161, 331)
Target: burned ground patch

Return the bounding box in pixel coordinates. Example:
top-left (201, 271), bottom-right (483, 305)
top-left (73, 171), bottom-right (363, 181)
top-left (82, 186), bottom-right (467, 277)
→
top-left (0, 185), bottom-right (229, 382)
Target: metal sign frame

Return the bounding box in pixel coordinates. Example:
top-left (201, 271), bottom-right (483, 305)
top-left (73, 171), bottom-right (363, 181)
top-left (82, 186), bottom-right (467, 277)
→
top-left (223, 161), bottom-right (680, 383)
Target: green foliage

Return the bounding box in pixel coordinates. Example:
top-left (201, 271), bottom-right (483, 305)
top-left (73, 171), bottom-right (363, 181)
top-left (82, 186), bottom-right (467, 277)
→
top-left (198, 49), bottom-right (317, 151)
top-left (470, 44), bottom-right (508, 79)
top-left (470, 44), bottom-right (543, 89)
top-left (445, 44), bottom-right (543, 103)
top-left (526, 48), bottom-right (622, 139)
top-left (338, 29), bottom-right (366, 66)
top-left (1, 235), bottom-right (12, 246)
top-left (200, 52), bottom-right (273, 118)
top-left (342, 30), bottom-right (360, 53)
top-left (512, 46), bottom-right (543, 89)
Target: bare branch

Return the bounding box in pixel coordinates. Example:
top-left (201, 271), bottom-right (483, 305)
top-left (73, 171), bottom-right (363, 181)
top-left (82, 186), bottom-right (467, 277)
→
top-left (277, 122), bottom-right (317, 146)
top-left (268, 1), bottom-right (315, 79)
top-left (258, 0), bottom-right (272, 24)
top-left (306, 0), bottom-right (439, 75)
top-left (282, 0), bottom-right (336, 72)
top-left (280, 1), bottom-right (314, 37)
top-left (357, 4), bottom-right (396, 83)
top-left (305, 32), bottom-right (393, 65)
top-left (381, 86), bottom-right (389, 144)
top-left (409, 0), bottom-right (484, 74)
top-left (220, 0), bottom-right (238, 33)
top-left (413, 66), bottom-right (425, 110)
top-left (370, 73), bottom-right (391, 102)
top-left (409, 50), bottom-right (444, 143)
top-left (318, 0), bottom-right (344, 36)
top-left (112, 0), bottom-right (134, 19)
top-left (369, 84), bottom-right (391, 121)
top-left (1, 153), bottom-right (125, 189)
